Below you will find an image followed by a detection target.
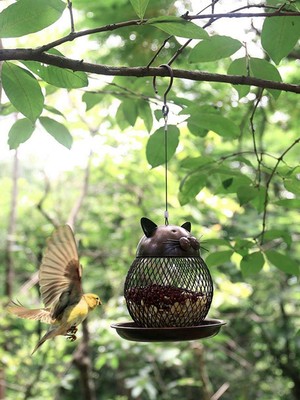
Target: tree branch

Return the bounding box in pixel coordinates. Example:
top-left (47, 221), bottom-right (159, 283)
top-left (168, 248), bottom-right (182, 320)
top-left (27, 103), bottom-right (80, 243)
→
top-left (0, 50), bottom-right (299, 93)
top-left (183, 11), bottom-right (300, 20)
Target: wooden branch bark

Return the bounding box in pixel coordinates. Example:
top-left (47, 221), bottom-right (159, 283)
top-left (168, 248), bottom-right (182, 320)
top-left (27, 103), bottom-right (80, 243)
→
top-left (0, 49), bottom-right (299, 93)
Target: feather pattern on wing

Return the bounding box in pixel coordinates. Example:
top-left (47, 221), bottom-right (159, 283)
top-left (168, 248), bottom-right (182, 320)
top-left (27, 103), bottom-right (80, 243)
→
top-left (7, 301), bottom-right (53, 324)
top-left (39, 225), bottom-right (83, 310)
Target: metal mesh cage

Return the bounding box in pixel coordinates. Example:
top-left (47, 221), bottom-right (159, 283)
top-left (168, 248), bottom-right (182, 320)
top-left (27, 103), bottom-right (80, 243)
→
top-left (124, 256), bottom-right (213, 328)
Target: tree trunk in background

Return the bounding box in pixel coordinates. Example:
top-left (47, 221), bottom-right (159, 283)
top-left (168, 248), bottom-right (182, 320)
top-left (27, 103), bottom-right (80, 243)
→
top-left (72, 320), bottom-right (97, 400)
top-left (0, 368), bottom-right (5, 400)
top-left (192, 343), bottom-right (213, 400)
top-left (5, 150), bottom-right (19, 298)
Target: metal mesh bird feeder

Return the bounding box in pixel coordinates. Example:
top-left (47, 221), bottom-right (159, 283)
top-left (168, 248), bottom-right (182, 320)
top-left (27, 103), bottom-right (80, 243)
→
top-left (124, 218), bottom-right (213, 328)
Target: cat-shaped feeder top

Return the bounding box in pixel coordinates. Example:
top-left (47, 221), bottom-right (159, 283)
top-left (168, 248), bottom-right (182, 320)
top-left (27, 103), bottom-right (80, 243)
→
top-left (136, 217), bottom-right (200, 257)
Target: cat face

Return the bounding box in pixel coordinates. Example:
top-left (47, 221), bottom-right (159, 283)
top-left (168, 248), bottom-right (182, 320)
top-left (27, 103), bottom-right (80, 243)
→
top-left (136, 217), bottom-right (200, 257)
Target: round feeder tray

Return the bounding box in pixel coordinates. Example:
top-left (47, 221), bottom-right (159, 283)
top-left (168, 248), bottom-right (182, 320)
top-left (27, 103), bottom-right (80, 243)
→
top-left (111, 319), bottom-right (226, 342)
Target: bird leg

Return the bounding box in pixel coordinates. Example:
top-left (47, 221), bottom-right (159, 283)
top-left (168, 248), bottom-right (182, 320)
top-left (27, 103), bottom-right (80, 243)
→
top-left (66, 333), bottom-right (77, 342)
top-left (67, 325), bottom-right (78, 335)
top-left (65, 325), bottom-right (78, 341)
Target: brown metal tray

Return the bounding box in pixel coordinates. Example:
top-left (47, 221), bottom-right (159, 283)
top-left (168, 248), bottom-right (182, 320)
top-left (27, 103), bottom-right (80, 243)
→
top-left (111, 319), bottom-right (226, 342)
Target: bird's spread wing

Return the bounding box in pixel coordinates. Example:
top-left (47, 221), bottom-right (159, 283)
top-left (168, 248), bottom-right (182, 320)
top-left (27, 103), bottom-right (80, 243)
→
top-left (39, 225), bottom-right (83, 317)
top-left (7, 301), bottom-right (53, 324)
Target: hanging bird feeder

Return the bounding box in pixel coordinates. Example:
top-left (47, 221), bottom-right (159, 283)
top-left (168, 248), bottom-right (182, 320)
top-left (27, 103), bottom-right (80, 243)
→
top-left (112, 217), bottom-right (224, 341)
top-left (111, 65), bottom-right (225, 341)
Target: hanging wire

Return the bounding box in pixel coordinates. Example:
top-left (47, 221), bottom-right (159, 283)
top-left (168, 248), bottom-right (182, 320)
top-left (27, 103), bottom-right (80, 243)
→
top-left (153, 64), bottom-right (174, 226)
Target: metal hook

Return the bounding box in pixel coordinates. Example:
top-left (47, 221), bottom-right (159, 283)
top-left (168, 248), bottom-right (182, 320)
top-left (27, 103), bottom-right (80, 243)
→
top-left (152, 64), bottom-right (174, 109)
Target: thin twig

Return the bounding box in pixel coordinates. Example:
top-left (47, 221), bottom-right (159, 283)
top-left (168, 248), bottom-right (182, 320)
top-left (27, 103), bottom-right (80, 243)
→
top-left (67, 0), bottom-right (75, 33)
top-left (36, 19), bottom-right (142, 53)
top-left (36, 174), bottom-right (58, 227)
top-left (146, 36), bottom-right (172, 68)
top-left (260, 137), bottom-right (300, 243)
top-left (211, 382), bottom-right (230, 400)
top-left (249, 90), bottom-right (264, 186)
top-left (182, 11), bottom-right (300, 20)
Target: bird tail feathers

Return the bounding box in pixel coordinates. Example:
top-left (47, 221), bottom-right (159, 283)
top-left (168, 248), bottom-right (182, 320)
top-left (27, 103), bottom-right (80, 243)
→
top-left (7, 300), bottom-right (52, 324)
top-left (31, 328), bottom-right (57, 355)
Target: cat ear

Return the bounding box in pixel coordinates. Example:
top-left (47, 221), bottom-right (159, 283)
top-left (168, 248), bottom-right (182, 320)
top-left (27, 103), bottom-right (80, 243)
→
top-left (141, 218), bottom-right (157, 237)
top-left (181, 222), bottom-right (191, 232)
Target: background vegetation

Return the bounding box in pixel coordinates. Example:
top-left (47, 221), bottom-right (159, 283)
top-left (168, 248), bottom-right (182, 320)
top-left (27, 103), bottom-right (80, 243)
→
top-left (0, 0), bottom-right (299, 399)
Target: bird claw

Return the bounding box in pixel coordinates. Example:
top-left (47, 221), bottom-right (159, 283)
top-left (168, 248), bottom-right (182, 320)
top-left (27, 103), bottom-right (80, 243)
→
top-left (65, 326), bottom-right (78, 341)
top-left (66, 333), bottom-right (77, 342)
top-left (67, 326), bottom-right (78, 335)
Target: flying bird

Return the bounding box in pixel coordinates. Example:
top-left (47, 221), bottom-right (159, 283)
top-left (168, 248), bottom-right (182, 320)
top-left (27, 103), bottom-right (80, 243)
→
top-left (7, 225), bottom-right (101, 354)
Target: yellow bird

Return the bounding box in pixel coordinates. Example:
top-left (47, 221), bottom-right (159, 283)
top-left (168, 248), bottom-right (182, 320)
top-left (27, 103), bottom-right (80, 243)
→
top-left (7, 225), bottom-right (101, 355)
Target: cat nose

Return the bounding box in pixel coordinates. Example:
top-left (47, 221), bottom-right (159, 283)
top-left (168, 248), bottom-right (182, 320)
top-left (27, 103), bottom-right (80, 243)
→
top-left (179, 237), bottom-right (191, 250)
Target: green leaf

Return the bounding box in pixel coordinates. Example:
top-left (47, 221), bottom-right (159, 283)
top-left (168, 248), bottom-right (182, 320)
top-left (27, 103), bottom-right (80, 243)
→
top-left (180, 156), bottom-right (214, 170)
top-left (275, 199), bottom-right (300, 209)
top-left (227, 58), bottom-right (250, 98)
top-left (129, 0), bottom-right (149, 19)
top-left (146, 16), bottom-right (209, 39)
top-left (237, 185), bottom-right (259, 206)
top-left (228, 57), bottom-right (282, 99)
top-left (189, 35), bottom-right (242, 63)
top-left (116, 104), bottom-right (131, 130)
top-left (283, 176), bottom-right (300, 196)
top-left (263, 229), bottom-right (292, 247)
top-left (146, 125), bottom-right (180, 168)
top-left (240, 252), bottom-right (265, 277)
top-left (0, 0), bottom-right (65, 38)
top-left (222, 178), bottom-right (233, 189)
top-left (188, 113), bottom-right (239, 139)
top-left (8, 118), bottom-right (35, 149)
top-left (44, 105), bottom-right (65, 118)
top-left (218, 176), bottom-right (252, 194)
top-left (2, 62), bottom-right (44, 122)
top-left (205, 250), bottom-right (233, 267)
top-left (138, 101), bottom-right (153, 133)
top-left (266, 250), bottom-right (299, 275)
top-left (250, 186), bottom-right (267, 213)
top-left (204, 238), bottom-right (232, 247)
top-left (24, 61), bottom-right (88, 89)
top-left (82, 92), bottom-right (103, 111)
top-left (178, 174), bottom-right (207, 206)
top-left (234, 239), bottom-right (255, 257)
top-left (250, 58), bottom-right (282, 99)
top-left (121, 100), bottom-right (138, 127)
top-left (261, 16), bottom-right (300, 64)
top-left (39, 117), bottom-right (72, 149)
top-left (187, 120), bottom-right (208, 137)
